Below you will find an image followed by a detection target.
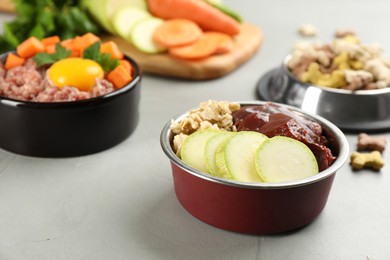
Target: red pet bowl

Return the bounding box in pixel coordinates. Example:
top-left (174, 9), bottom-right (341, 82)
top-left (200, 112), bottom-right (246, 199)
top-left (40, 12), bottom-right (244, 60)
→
top-left (160, 101), bottom-right (349, 234)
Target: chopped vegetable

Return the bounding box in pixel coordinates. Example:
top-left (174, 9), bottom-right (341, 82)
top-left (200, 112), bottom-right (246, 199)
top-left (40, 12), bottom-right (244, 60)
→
top-left (153, 19), bottom-right (203, 48)
top-left (60, 38), bottom-right (74, 49)
top-left (147, 0), bottom-right (241, 36)
top-left (107, 64), bottom-right (133, 89)
top-left (130, 17), bottom-right (167, 54)
top-left (211, 32), bottom-right (234, 54)
top-left (44, 44), bottom-right (56, 54)
top-left (100, 41), bottom-right (124, 60)
top-left (72, 32), bottom-right (101, 56)
top-left (59, 38), bottom-right (78, 57)
top-left (119, 59), bottom-right (132, 74)
top-left (111, 6), bottom-right (151, 41)
top-left (41, 36), bottom-right (61, 47)
top-left (80, 0), bottom-right (148, 34)
top-left (255, 136), bottom-right (319, 183)
top-left (169, 32), bottom-right (234, 60)
top-left (4, 53), bottom-right (26, 70)
top-left (16, 36), bottom-right (45, 58)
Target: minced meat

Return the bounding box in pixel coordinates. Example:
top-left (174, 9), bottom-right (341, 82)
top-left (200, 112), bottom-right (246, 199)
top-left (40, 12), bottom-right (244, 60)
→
top-left (0, 58), bottom-right (114, 102)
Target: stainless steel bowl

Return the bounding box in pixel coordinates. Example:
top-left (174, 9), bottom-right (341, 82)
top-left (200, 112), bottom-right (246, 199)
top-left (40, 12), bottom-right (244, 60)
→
top-left (257, 55), bottom-right (390, 132)
top-left (160, 101), bottom-right (349, 234)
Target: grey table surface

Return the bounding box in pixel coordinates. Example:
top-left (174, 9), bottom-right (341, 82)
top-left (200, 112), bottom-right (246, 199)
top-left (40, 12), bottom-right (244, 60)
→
top-left (1, 1), bottom-right (390, 259)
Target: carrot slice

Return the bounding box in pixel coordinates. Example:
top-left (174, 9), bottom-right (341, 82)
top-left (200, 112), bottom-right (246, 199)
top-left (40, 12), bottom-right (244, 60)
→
top-left (209, 32), bottom-right (234, 54)
top-left (153, 19), bottom-right (203, 48)
top-left (169, 32), bottom-right (233, 60)
top-left (147, 0), bottom-right (241, 36)
top-left (16, 36), bottom-right (45, 58)
top-left (41, 36), bottom-right (60, 47)
top-left (4, 53), bottom-right (26, 70)
top-left (100, 41), bottom-right (124, 59)
top-left (107, 65), bottom-right (133, 89)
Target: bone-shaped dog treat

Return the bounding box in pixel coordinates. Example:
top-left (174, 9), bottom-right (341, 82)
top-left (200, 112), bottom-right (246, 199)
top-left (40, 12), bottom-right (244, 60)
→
top-left (357, 133), bottom-right (387, 152)
top-left (350, 151), bottom-right (384, 171)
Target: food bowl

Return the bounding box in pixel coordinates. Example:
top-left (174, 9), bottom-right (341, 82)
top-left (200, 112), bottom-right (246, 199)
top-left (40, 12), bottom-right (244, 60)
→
top-left (256, 55), bottom-right (390, 132)
top-left (160, 101), bottom-right (349, 234)
top-left (0, 52), bottom-right (141, 157)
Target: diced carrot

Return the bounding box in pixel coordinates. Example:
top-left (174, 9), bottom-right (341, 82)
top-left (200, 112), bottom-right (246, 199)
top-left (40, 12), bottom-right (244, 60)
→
top-left (4, 53), bottom-right (26, 70)
top-left (83, 32), bottom-right (100, 42)
top-left (60, 38), bottom-right (73, 49)
top-left (147, 0), bottom-right (241, 36)
top-left (45, 44), bottom-right (56, 54)
top-left (169, 32), bottom-right (233, 60)
top-left (71, 36), bottom-right (82, 50)
top-left (60, 39), bottom-right (79, 57)
top-left (72, 33), bottom-right (100, 54)
top-left (41, 36), bottom-right (60, 47)
top-left (107, 65), bottom-right (132, 89)
top-left (153, 19), bottom-right (203, 48)
top-left (100, 41), bottom-right (124, 59)
top-left (16, 36), bottom-right (45, 58)
top-left (119, 59), bottom-right (132, 74)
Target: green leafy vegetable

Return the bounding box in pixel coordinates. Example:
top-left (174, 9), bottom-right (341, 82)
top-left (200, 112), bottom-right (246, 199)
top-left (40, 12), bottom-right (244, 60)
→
top-left (83, 42), bottom-right (119, 72)
top-left (33, 43), bottom-right (71, 67)
top-left (0, 0), bottom-right (101, 53)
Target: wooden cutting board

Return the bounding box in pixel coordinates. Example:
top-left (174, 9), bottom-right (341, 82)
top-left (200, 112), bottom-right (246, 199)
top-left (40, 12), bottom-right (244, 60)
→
top-left (102, 23), bottom-right (263, 80)
top-left (0, 0), bottom-right (14, 13)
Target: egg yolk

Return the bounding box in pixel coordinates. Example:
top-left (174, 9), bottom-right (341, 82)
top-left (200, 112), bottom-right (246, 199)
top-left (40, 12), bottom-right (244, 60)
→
top-left (48, 58), bottom-right (104, 91)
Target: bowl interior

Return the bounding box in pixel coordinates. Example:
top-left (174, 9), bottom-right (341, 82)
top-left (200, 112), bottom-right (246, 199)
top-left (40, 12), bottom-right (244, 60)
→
top-left (0, 51), bottom-right (142, 107)
top-left (281, 55), bottom-right (390, 95)
top-left (161, 101), bottom-right (349, 189)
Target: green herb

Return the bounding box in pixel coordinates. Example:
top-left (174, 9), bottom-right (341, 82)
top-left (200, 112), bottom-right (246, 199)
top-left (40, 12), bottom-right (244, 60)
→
top-left (33, 43), bottom-right (71, 67)
top-left (83, 42), bottom-right (120, 72)
top-left (32, 41), bottom-right (119, 72)
top-left (0, 0), bottom-right (101, 53)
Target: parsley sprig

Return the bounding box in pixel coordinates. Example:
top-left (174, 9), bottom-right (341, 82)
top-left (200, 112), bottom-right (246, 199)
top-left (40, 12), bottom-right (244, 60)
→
top-left (33, 41), bottom-right (120, 72)
top-left (33, 44), bottom-right (72, 67)
top-left (82, 42), bottom-right (119, 72)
